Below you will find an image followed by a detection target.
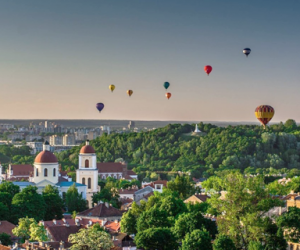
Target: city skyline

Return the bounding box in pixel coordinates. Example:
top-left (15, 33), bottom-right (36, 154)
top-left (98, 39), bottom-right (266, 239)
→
top-left (0, 1), bottom-right (300, 123)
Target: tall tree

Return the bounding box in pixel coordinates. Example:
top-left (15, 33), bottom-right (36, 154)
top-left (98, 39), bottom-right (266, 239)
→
top-left (167, 175), bottom-right (195, 199)
top-left (66, 183), bottom-right (87, 213)
top-left (12, 217), bottom-right (36, 242)
top-left (0, 202), bottom-right (9, 221)
top-left (42, 185), bottom-right (64, 220)
top-left (213, 234), bottom-right (236, 250)
top-left (68, 227), bottom-right (113, 250)
top-left (181, 229), bottom-right (212, 250)
top-left (0, 182), bottom-right (20, 197)
top-left (11, 186), bottom-right (46, 224)
top-left (208, 172), bottom-right (283, 249)
top-left (135, 227), bottom-right (178, 250)
top-left (0, 233), bottom-right (12, 246)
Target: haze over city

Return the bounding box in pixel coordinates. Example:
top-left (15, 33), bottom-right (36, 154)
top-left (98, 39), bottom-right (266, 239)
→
top-left (1, 0), bottom-right (299, 123)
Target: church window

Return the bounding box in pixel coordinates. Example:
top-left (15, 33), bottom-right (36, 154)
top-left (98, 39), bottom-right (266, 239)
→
top-left (53, 168), bottom-right (56, 177)
top-left (44, 168), bottom-right (48, 177)
top-left (36, 168), bottom-right (39, 177)
top-left (88, 178), bottom-right (91, 189)
top-left (85, 159), bottom-right (89, 168)
top-left (82, 178), bottom-right (85, 185)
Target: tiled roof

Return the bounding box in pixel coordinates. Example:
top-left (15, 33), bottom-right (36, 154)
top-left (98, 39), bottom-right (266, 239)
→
top-left (123, 175), bottom-right (133, 180)
top-left (143, 192), bottom-right (154, 199)
top-left (105, 221), bottom-right (120, 232)
top-left (127, 170), bottom-right (137, 175)
top-left (0, 221), bottom-right (16, 238)
top-left (194, 194), bottom-right (209, 202)
top-left (120, 198), bottom-right (133, 205)
top-left (47, 225), bottom-right (83, 242)
top-left (77, 203), bottom-right (123, 218)
top-left (10, 164), bottom-right (33, 176)
top-left (21, 241), bottom-right (73, 249)
top-left (7, 177), bottom-right (30, 181)
top-left (97, 163), bottom-right (124, 173)
top-left (0, 244), bottom-right (10, 250)
top-left (119, 188), bottom-right (138, 195)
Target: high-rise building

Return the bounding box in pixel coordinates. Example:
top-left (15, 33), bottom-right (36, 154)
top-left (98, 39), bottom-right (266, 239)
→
top-left (63, 134), bottom-right (76, 146)
top-left (49, 135), bottom-right (62, 146)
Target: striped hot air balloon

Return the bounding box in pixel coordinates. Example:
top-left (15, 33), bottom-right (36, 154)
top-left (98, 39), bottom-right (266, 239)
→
top-left (255, 105), bottom-right (274, 129)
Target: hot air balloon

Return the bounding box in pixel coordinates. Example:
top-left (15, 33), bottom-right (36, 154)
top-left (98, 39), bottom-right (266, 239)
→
top-left (204, 65), bottom-right (212, 75)
top-left (109, 85), bottom-right (115, 92)
top-left (243, 48), bottom-right (251, 57)
top-left (96, 103), bottom-right (104, 112)
top-left (163, 82), bottom-right (170, 90)
top-left (127, 90), bottom-right (133, 97)
top-left (255, 105), bottom-right (274, 129)
top-left (166, 92), bottom-right (171, 100)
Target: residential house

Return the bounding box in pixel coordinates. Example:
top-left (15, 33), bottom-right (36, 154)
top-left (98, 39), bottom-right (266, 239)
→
top-left (184, 193), bottom-right (210, 204)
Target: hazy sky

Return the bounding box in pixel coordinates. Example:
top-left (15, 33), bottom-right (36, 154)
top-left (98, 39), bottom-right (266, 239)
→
top-left (0, 0), bottom-right (299, 122)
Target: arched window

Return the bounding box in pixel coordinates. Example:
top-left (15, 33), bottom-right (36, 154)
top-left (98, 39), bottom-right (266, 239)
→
top-left (82, 178), bottom-right (85, 185)
top-left (53, 168), bottom-right (56, 177)
top-left (36, 168), bottom-right (39, 177)
top-left (88, 178), bottom-right (91, 189)
top-left (44, 168), bottom-right (48, 177)
top-left (85, 159), bottom-right (89, 168)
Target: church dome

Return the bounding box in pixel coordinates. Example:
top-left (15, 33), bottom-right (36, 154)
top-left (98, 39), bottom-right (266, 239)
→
top-left (80, 140), bottom-right (95, 154)
top-left (35, 151), bottom-right (58, 163)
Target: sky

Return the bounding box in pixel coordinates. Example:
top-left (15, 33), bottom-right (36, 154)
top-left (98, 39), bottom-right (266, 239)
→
top-left (0, 0), bottom-right (299, 122)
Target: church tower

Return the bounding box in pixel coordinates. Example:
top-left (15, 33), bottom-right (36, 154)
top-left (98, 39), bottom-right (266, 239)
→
top-left (76, 140), bottom-right (99, 207)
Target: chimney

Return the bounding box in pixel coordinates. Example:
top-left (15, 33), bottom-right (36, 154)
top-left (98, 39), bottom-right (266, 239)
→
top-left (88, 220), bottom-right (92, 226)
top-left (76, 221), bottom-right (80, 227)
top-left (65, 223), bottom-right (70, 227)
top-left (39, 242), bottom-right (45, 247)
top-left (59, 241), bottom-right (64, 250)
top-left (105, 202), bottom-right (109, 208)
top-left (53, 219), bottom-right (57, 225)
top-left (279, 206), bottom-right (282, 215)
top-left (114, 220), bottom-right (118, 224)
top-left (101, 220), bottom-right (106, 226)
top-left (62, 218), bottom-right (66, 223)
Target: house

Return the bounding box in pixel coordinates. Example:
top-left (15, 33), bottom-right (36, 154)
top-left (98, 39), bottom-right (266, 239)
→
top-left (118, 187), bottom-right (139, 200)
top-left (184, 193), bottom-right (210, 204)
top-left (142, 180), bottom-right (167, 193)
top-left (0, 221), bottom-right (16, 240)
top-left (97, 162), bottom-right (137, 180)
top-left (134, 186), bottom-right (154, 202)
top-left (77, 202), bottom-right (123, 221)
top-left (6, 164), bottom-right (33, 181)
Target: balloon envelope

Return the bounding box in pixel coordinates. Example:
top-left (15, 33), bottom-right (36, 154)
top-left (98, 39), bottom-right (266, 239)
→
top-left (163, 82), bottom-right (170, 90)
top-left (204, 65), bottom-right (212, 75)
top-left (166, 92), bottom-right (171, 99)
top-left (127, 90), bottom-right (133, 96)
top-left (255, 105), bottom-right (274, 128)
top-left (96, 103), bottom-right (104, 112)
top-left (243, 48), bottom-right (251, 57)
top-left (109, 85), bottom-right (115, 92)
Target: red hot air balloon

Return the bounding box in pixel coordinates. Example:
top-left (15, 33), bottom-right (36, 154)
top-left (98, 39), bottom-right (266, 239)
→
top-left (166, 93), bottom-right (171, 100)
top-left (204, 65), bottom-right (212, 75)
top-left (96, 103), bottom-right (104, 112)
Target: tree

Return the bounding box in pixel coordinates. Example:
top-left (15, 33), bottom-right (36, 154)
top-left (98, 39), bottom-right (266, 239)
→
top-left (248, 241), bottom-right (264, 250)
top-left (11, 186), bottom-right (46, 224)
top-left (136, 206), bottom-right (172, 232)
top-left (68, 226), bottom-right (113, 250)
top-left (92, 187), bottom-right (120, 208)
top-left (135, 227), bottom-right (178, 250)
top-left (0, 182), bottom-right (20, 197)
top-left (167, 175), bottom-right (195, 199)
top-left (0, 233), bottom-right (12, 246)
top-left (0, 202), bottom-right (9, 221)
top-left (208, 172), bottom-right (283, 249)
top-left (181, 229), bottom-right (212, 250)
top-left (29, 221), bottom-right (48, 242)
top-left (66, 184), bottom-right (87, 213)
top-left (277, 206), bottom-right (300, 243)
top-left (159, 195), bottom-right (187, 217)
top-left (12, 217), bottom-right (35, 242)
top-left (0, 192), bottom-right (13, 208)
top-left (213, 234), bottom-right (236, 250)
top-left (42, 185), bottom-right (64, 220)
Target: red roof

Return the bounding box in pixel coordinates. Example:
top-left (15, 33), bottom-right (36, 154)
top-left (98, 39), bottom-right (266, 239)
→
top-left (80, 145), bottom-right (95, 154)
top-left (77, 203), bottom-right (123, 218)
top-left (35, 151), bottom-right (58, 163)
top-left (127, 170), bottom-right (137, 175)
top-left (46, 225), bottom-right (83, 242)
top-left (194, 194), bottom-right (209, 202)
top-left (0, 245), bottom-right (10, 250)
top-left (0, 221), bottom-right (16, 238)
top-left (97, 163), bottom-right (124, 173)
top-left (119, 188), bottom-right (138, 195)
top-left (105, 221), bottom-right (120, 232)
top-left (10, 164), bottom-right (33, 176)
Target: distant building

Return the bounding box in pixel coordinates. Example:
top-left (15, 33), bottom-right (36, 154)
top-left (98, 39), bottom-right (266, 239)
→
top-left (50, 135), bottom-right (63, 146)
top-left (6, 164), bottom-right (33, 181)
top-left (194, 124), bottom-right (201, 133)
top-left (128, 121), bottom-right (135, 130)
top-left (62, 134), bottom-right (75, 146)
top-left (184, 193), bottom-right (210, 204)
top-left (142, 180), bottom-right (168, 193)
top-left (88, 131), bottom-right (98, 140)
top-left (26, 142), bottom-right (43, 154)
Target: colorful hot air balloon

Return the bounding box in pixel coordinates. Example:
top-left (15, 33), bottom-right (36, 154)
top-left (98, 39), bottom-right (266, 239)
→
top-left (166, 92), bottom-right (171, 100)
top-left (127, 90), bottom-right (133, 97)
top-left (96, 103), bottom-right (104, 112)
top-left (109, 85), bottom-right (115, 92)
top-left (255, 105), bottom-right (274, 129)
top-left (243, 48), bottom-right (251, 57)
top-left (163, 82), bottom-right (170, 90)
top-left (204, 65), bottom-right (212, 75)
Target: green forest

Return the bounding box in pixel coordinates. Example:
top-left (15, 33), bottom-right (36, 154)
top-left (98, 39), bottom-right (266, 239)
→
top-left (55, 119), bottom-right (300, 180)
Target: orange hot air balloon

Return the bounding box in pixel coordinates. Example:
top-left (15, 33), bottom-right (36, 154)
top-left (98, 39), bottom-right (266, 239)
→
top-left (166, 92), bottom-right (171, 99)
top-left (109, 85), bottom-right (115, 92)
top-left (127, 90), bottom-right (133, 97)
top-left (255, 105), bottom-right (274, 129)
top-left (204, 65), bottom-right (212, 75)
